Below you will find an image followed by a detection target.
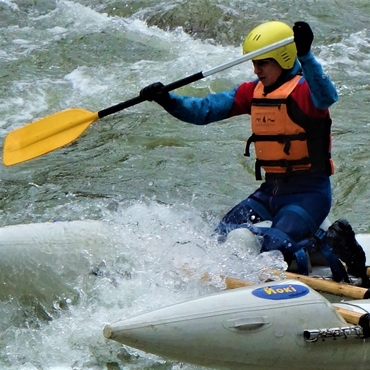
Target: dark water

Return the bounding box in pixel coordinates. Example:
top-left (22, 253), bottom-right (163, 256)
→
top-left (0, 0), bottom-right (370, 368)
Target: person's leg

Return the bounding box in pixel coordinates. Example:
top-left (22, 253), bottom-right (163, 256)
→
top-left (260, 178), bottom-right (331, 259)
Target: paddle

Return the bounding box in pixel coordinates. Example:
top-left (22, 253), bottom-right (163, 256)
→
top-left (3, 36), bottom-right (294, 166)
top-left (285, 271), bottom-right (370, 299)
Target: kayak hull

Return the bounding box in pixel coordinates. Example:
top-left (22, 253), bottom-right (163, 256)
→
top-left (104, 280), bottom-right (370, 370)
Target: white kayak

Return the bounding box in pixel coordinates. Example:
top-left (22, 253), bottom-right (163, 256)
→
top-left (103, 229), bottom-right (370, 370)
top-left (104, 279), bottom-right (370, 370)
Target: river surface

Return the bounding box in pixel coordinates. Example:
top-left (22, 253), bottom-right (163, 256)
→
top-left (1, 0), bottom-right (370, 369)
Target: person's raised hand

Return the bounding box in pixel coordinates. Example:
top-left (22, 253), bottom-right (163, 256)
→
top-left (293, 21), bottom-right (314, 57)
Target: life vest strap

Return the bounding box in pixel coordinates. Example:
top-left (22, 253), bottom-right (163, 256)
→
top-left (245, 132), bottom-right (307, 157)
top-left (255, 157), bottom-right (311, 180)
top-left (251, 97), bottom-right (288, 106)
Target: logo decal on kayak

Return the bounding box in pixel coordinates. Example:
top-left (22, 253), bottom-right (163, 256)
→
top-left (252, 284), bottom-right (309, 300)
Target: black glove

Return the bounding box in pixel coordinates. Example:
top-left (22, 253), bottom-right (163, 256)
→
top-left (293, 21), bottom-right (314, 57)
top-left (140, 82), bottom-right (171, 107)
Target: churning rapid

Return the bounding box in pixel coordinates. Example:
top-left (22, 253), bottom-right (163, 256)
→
top-left (0, 0), bottom-right (370, 369)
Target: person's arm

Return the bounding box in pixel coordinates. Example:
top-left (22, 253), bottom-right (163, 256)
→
top-left (293, 21), bottom-right (338, 110)
top-left (164, 89), bottom-right (236, 125)
top-left (139, 82), bottom-right (237, 125)
top-left (299, 52), bottom-right (338, 109)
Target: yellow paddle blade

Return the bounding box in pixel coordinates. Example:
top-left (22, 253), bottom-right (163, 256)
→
top-left (3, 108), bottom-right (99, 166)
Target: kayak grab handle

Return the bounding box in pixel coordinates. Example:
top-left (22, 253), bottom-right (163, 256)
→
top-left (223, 316), bottom-right (270, 331)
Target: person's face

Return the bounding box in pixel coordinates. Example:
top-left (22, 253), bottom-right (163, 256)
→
top-left (252, 59), bottom-right (283, 87)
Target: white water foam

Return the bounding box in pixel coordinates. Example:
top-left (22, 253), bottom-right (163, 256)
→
top-left (1, 199), bottom-right (286, 369)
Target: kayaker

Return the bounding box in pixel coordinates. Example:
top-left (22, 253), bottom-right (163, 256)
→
top-left (140, 21), bottom-right (368, 285)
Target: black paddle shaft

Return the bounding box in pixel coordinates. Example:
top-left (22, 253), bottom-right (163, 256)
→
top-left (97, 72), bottom-right (204, 119)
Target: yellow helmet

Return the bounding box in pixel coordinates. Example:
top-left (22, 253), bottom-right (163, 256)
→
top-left (242, 21), bottom-right (297, 69)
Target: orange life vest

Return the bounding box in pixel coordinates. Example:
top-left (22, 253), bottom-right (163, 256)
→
top-left (245, 75), bottom-right (334, 180)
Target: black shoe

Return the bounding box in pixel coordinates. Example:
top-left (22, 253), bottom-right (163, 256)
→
top-left (326, 219), bottom-right (370, 287)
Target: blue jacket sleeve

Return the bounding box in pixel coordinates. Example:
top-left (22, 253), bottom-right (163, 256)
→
top-left (163, 89), bottom-right (237, 125)
top-left (298, 52), bottom-right (338, 110)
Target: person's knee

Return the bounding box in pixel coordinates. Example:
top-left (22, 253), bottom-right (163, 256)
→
top-left (273, 205), bottom-right (320, 242)
top-left (273, 211), bottom-right (311, 241)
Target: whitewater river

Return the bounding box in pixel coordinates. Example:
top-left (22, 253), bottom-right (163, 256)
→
top-left (0, 0), bottom-right (370, 369)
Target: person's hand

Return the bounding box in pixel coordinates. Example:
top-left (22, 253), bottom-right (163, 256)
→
top-left (140, 82), bottom-right (170, 106)
top-left (293, 21), bottom-right (314, 57)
